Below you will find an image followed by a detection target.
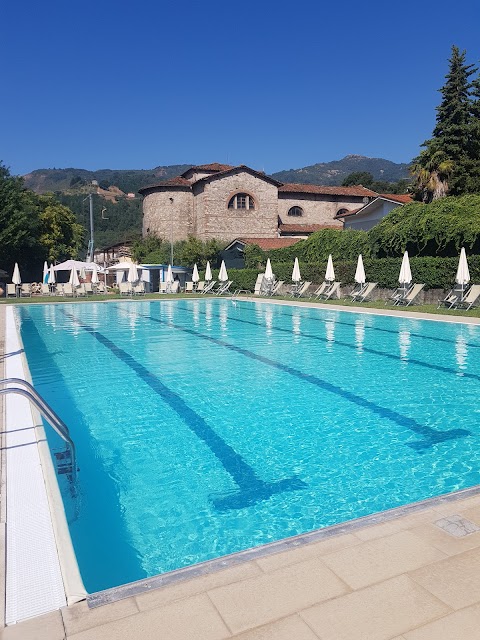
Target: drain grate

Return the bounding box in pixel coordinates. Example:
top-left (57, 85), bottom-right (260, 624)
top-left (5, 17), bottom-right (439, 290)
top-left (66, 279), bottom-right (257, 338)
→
top-left (434, 515), bottom-right (480, 537)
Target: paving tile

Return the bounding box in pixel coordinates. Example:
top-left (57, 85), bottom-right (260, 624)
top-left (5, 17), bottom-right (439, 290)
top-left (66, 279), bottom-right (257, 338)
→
top-left (410, 547), bottom-right (480, 610)
top-left (0, 610), bottom-right (65, 640)
top-left (230, 614), bottom-right (319, 639)
top-left (403, 602), bottom-right (480, 639)
top-left (431, 494), bottom-right (480, 516)
top-left (255, 533), bottom-right (360, 572)
top-left (409, 522), bottom-right (480, 556)
top-left (67, 594), bottom-right (229, 640)
top-left (458, 504), bottom-right (480, 525)
top-left (300, 574), bottom-right (451, 640)
top-left (62, 598), bottom-right (139, 636)
top-left (354, 510), bottom-right (439, 541)
top-left (136, 562), bottom-right (261, 611)
top-left (321, 531), bottom-right (447, 589)
top-left (208, 556), bottom-right (349, 635)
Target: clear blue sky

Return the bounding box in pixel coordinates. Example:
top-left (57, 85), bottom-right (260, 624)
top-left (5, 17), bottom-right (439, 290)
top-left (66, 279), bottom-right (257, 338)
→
top-left (2, 0), bottom-right (480, 176)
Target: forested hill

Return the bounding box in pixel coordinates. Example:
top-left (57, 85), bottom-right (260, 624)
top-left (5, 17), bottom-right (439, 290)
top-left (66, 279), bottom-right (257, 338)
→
top-left (23, 165), bottom-right (192, 194)
top-left (270, 155), bottom-right (410, 185)
top-left (23, 155), bottom-right (409, 194)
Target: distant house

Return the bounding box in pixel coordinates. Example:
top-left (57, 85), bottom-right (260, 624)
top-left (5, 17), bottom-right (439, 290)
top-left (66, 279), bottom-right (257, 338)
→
top-left (139, 163), bottom-right (379, 244)
top-left (336, 194), bottom-right (412, 231)
top-left (221, 237), bottom-right (303, 268)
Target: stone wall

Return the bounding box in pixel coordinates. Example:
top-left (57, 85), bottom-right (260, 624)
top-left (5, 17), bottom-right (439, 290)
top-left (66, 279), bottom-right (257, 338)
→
top-left (142, 190), bottom-right (193, 242)
top-left (278, 193), bottom-right (365, 227)
top-left (196, 172), bottom-right (279, 242)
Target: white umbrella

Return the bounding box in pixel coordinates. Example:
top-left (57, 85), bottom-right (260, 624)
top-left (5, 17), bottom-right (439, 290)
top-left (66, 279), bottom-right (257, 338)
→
top-left (218, 260), bottom-right (228, 282)
top-left (399, 251), bottom-right (412, 287)
top-left (91, 267), bottom-right (99, 285)
top-left (455, 247), bottom-right (470, 287)
top-left (192, 263), bottom-right (199, 283)
top-left (127, 262), bottom-right (139, 284)
top-left (354, 254), bottom-right (366, 284)
top-left (264, 258), bottom-right (274, 281)
top-left (69, 266), bottom-right (80, 287)
top-left (80, 268), bottom-right (86, 281)
top-left (48, 263), bottom-right (56, 285)
top-left (166, 264), bottom-right (174, 283)
top-left (292, 257), bottom-right (301, 282)
top-left (12, 263), bottom-right (21, 285)
top-left (43, 261), bottom-right (49, 283)
top-left (205, 261), bottom-right (212, 282)
top-left (325, 255), bottom-right (335, 282)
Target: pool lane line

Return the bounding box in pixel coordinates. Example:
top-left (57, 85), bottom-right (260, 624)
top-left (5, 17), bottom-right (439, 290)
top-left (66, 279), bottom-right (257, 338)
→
top-left (124, 303), bottom-right (470, 452)
top-left (60, 309), bottom-right (307, 512)
top-left (176, 301), bottom-right (480, 385)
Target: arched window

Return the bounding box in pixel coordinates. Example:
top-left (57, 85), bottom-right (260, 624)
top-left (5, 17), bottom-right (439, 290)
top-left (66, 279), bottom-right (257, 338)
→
top-left (288, 206), bottom-right (303, 217)
top-left (228, 193), bottom-right (255, 210)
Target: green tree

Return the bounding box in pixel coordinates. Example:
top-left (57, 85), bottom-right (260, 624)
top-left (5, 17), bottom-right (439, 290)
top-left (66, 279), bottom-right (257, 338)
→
top-left (411, 46), bottom-right (477, 200)
top-left (342, 172), bottom-right (374, 187)
top-left (38, 195), bottom-right (84, 262)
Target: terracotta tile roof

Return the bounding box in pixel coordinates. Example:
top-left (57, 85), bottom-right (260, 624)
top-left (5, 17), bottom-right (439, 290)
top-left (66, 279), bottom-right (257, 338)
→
top-left (195, 163), bottom-right (234, 172)
top-left (379, 193), bottom-right (412, 203)
top-left (335, 208), bottom-right (362, 218)
top-left (279, 223), bottom-right (340, 233)
top-left (239, 237), bottom-right (302, 250)
top-left (194, 165), bottom-right (282, 187)
top-left (278, 183), bottom-right (379, 197)
top-left (138, 176), bottom-right (192, 194)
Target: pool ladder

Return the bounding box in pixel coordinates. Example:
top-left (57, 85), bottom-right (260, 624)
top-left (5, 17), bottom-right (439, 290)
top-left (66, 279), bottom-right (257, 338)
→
top-left (0, 378), bottom-right (77, 482)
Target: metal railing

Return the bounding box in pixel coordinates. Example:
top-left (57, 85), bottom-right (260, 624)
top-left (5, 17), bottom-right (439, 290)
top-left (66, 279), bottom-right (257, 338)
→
top-left (0, 378), bottom-right (77, 481)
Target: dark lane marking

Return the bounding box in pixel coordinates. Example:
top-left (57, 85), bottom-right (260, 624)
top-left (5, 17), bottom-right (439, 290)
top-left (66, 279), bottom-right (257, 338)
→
top-left (117, 304), bottom-right (471, 452)
top-left (178, 301), bottom-right (480, 385)
top-left (61, 310), bottom-right (307, 511)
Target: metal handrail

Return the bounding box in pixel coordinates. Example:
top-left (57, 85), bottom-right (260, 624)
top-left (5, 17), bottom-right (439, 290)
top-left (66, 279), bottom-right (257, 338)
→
top-left (0, 378), bottom-right (77, 480)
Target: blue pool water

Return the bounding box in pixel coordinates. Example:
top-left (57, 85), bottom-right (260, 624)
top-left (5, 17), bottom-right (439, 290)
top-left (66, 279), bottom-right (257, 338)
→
top-left (17, 300), bottom-right (480, 592)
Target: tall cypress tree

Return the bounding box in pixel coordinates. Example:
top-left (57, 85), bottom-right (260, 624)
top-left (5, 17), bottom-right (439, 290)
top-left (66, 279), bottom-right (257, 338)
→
top-left (411, 46), bottom-right (476, 200)
top-left (467, 73), bottom-right (480, 193)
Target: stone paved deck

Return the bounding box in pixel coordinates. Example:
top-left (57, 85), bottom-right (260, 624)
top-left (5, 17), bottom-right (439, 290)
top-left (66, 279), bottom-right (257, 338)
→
top-left (4, 491), bottom-right (480, 639)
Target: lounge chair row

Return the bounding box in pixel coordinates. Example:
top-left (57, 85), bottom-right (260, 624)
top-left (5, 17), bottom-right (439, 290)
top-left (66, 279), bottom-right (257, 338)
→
top-left (5, 282), bottom-right (109, 297)
top-left (438, 284), bottom-right (480, 310)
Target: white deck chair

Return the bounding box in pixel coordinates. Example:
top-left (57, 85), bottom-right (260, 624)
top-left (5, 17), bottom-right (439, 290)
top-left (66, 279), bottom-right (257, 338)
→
top-left (215, 280), bottom-right (232, 296)
top-left (438, 284), bottom-right (467, 309)
top-left (201, 280), bottom-right (216, 294)
top-left (271, 280), bottom-right (284, 296)
top-left (292, 281), bottom-right (311, 298)
top-left (40, 283), bottom-right (50, 295)
top-left (395, 283), bottom-right (425, 306)
top-left (185, 281), bottom-right (194, 293)
top-left (319, 282), bottom-right (341, 300)
top-left (312, 282), bottom-right (330, 299)
top-left (133, 282), bottom-right (145, 295)
top-left (119, 282), bottom-right (132, 296)
top-left (63, 283), bottom-right (74, 297)
top-left (254, 274), bottom-right (264, 296)
top-left (346, 283), bottom-right (367, 301)
top-left (196, 281), bottom-right (205, 293)
top-left (352, 282), bottom-right (377, 303)
top-left (453, 284), bottom-right (480, 310)
top-left (20, 283), bottom-right (32, 297)
top-left (76, 284), bottom-right (87, 297)
top-left (84, 282), bottom-right (93, 295)
top-left (6, 284), bottom-right (17, 297)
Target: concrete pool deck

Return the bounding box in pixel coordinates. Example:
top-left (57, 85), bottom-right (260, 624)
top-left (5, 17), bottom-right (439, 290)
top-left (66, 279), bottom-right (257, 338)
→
top-left (3, 299), bottom-right (480, 639)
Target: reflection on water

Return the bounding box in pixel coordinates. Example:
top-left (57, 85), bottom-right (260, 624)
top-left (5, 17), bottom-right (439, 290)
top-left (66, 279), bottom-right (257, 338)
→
top-left (355, 319), bottom-right (365, 353)
top-left (192, 301), bottom-right (200, 328)
top-left (325, 320), bottom-right (335, 352)
top-left (265, 309), bottom-right (273, 338)
top-left (399, 330), bottom-right (411, 361)
top-left (219, 305), bottom-right (228, 334)
top-left (292, 313), bottom-right (301, 343)
top-left (455, 335), bottom-right (468, 373)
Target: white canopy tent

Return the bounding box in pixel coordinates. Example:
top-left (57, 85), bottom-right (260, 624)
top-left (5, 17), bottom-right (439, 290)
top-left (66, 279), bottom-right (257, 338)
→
top-left (53, 260), bottom-right (103, 272)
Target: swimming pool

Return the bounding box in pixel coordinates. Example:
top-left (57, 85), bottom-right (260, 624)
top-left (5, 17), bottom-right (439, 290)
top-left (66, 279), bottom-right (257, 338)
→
top-left (17, 299), bottom-right (480, 593)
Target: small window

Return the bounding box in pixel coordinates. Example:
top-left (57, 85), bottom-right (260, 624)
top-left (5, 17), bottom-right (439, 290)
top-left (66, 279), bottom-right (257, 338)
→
top-left (288, 206), bottom-right (303, 217)
top-left (337, 208), bottom-right (349, 216)
top-left (228, 193), bottom-right (255, 210)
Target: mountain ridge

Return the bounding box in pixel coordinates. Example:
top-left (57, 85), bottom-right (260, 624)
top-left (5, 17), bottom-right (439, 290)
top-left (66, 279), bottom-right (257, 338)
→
top-left (23, 155), bottom-right (410, 194)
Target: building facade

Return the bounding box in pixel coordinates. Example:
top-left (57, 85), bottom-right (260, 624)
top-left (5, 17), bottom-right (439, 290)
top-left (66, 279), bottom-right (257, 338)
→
top-left (139, 163), bottom-right (379, 243)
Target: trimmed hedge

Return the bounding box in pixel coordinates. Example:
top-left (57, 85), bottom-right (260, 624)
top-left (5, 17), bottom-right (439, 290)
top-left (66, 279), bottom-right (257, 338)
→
top-left (204, 255), bottom-right (480, 291)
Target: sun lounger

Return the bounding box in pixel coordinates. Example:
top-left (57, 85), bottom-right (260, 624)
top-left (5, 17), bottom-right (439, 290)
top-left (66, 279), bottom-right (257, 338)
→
top-left (271, 280), bottom-right (284, 296)
top-left (438, 284), bottom-right (468, 309)
top-left (184, 281), bottom-right (194, 293)
top-left (452, 283), bottom-right (480, 310)
top-left (387, 286), bottom-right (411, 305)
top-left (133, 282), bottom-right (145, 296)
top-left (84, 282), bottom-right (93, 294)
top-left (318, 282), bottom-right (341, 300)
top-left (119, 282), bottom-right (132, 296)
top-left (20, 283), bottom-right (32, 297)
top-left (168, 281), bottom-right (179, 294)
top-left (395, 283), bottom-right (425, 306)
top-left (351, 282), bottom-right (377, 303)
top-left (291, 281), bottom-right (311, 298)
top-left (202, 280), bottom-right (216, 294)
top-left (6, 284), bottom-right (17, 297)
top-left (215, 280), bottom-right (232, 296)
top-left (40, 283), bottom-right (50, 295)
top-left (346, 283), bottom-right (367, 301)
top-left (254, 274), bottom-right (264, 296)
top-left (196, 281), bottom-right (205, 293)
top-left (76, 284), bottom-right (87, 297)
top-left (63, 283), bottom-right (74, 297)
top-left (311, 282), bottom-right (330, 299)
top-left (96, 281), bottom-right (106, 294)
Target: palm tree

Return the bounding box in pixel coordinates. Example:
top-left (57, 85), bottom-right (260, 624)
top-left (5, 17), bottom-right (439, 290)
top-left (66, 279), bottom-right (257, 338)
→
top-left (410, 148), bottom-right (454, 202)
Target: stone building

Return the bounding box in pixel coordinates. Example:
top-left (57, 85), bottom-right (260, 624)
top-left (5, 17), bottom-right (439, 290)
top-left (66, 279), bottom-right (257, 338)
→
top-left (139, 163), bottom-right (379, 243)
